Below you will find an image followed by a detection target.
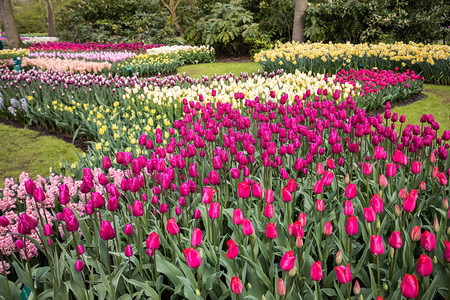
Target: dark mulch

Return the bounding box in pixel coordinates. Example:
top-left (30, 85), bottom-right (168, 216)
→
top-left (0, 117), bottom-right (90, 152)
top-left (367, 92), bottom-right (426, 117)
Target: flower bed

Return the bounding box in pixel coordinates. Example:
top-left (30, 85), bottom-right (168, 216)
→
top-left (146, 45), bottom-right (215, 65)
top-left (0, 83), bottom-right (448, 298)
top-left (27, 51), bottom-right (137, 63)
top-left (0, 49), bottom-right (29, 60)
top-left (255, 42), bottom-right (450, 85)
top-left (0, 68), bottom-right (422, 164)
top-left (21, 57), bottom-right (112, 74)
top-left (28, 41), bottom-right (164, 53)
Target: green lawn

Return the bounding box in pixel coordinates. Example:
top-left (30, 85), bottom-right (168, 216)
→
top-left (0, 124), bottom-right (83, 186)
top-left (177, 62), bottom-right (260, 79)
top-left (392, 84), bottom-right (450, 131)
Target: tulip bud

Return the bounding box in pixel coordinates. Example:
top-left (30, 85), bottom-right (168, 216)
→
top-left (289, 265), bottom-right (297, 277)
top-left (389, 247), bottom-right (395, 259)
top-left (296, 236), bottom-right (303, 248)
top-left (433, 256), bottom-right (438, 264)
top-left (411, 226), bottom-right (421, 241)
top-left (345, 173), bottom-right (350, 184)
top-left (419, 181), bottom-right (426, 191)
top-left (443, 198), bottom-right (449, 210)
top-left (195, 289), bottom-right (201, 296)
top-left (78, 245), bottom-right (85, 255)
top-left (379, 174), bottom-right (387, 187)
top-left (383, 283), bottom-right (388, 291)
top-left (335, 250), bottom-right (342, 264)
top-left (358, 295), bottom-right (363, 300)
top-left (277, 279), bottom-right (286, 296)
top-left (433, 218), bottom-right (439, 233)
top-left (353, 280), bottom-right (360, 295)
top-left (75, 260), bottom-right (84, 271)
top-left (395, 205), bottom-right (401, 217)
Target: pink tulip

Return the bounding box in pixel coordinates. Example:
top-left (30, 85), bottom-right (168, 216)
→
top-left (233, 208), bottom-right (244, 225)
top-left (370, 235), bottom-right (384, 255)
top-left (146, 232), bottom-right (160, 250)
top-left (265, 223), bottom-right (278, 239)
top-left (125, 244), bottom-right (133, 257)
top-left (311, 261), bottom-right (323, 281)
top-left (280, 251), bottom-right (296, 271)
top-left (364, 207), bottom-right (376, 223)
top-left (386, 163), bottom-right (397, 177)
top-left (315, 199), bottom-right (325, 212)
top-left (99, 220), bottom-right (115, 240)
top-left (191, 228), bottom-right (203, 247)
top-left (166, 218), bottom-right (180, 235)
top-left (379, 174), bottom-right (388, 187)
top-left (363, 163), bottom-right (373, 175)
top-left (335, 264), bottom-right (352, 284)
top-left (316, 163), bottom-right (325, 176)
top-left (313, 180), bottom-right (323, 194)
top-left (226, 239), bottom-right (239, 259)
top-left (264, 203), bottom-right (274, 218)
top-left (286, 178), bottom-right (297, 193)
top-left (265, 189), bottom-right (274, 203)
top-left (444, 241), bottom-right (450, 262)
top-left (242, 219), bottom-right (254, 236)
top-left (75, 260), bottom-right (84, 271)
top-left (388, 231), bottom-right (402, 249)
top-left (208, 202), bottom-right (220, 219)
top-left (416, 254), bottom-right (432, 277)
top-left (58, 184), bottom-right (70, 205)
top-left (344, 200), bottom-right (354, 216)
top-left (400, 274), bottom-right (419, 299)
top-left (238, 182), bottom-right (251, 199)
top-left (202, 187), bottom-right (215, 204)
top-left (411, 226), bottom-right (421, 242)
top-left (345, 216), bottom-right (358, 235)
top-left (370, 194), bottom-right (383, 214)
top-left (324, 221), bottom-right (332, 236)
top-left (230, 276), bottom-right (243, 295)
top-left (252, 183), bottom-right (263, 197)
top-left (402, 194), bottom-right (416, 213)
top-left (277, 278), bottom-right (286, 296)
top-left (43, 224), bottom-right (53, 236)
top-left (132, 200), bottom-right (143, 217)
top-left (411, 161), bottom-right (421, 174)
top-left (183, 247), bottom-right (201, 268)
top-left (281, 187), bottom-right (292, 202)
top-left (345, 183), bottom-right (357, 199)
top-left (420, 231), bottom-right (436, 251)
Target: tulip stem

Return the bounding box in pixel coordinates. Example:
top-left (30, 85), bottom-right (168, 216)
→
top-left (250, 235), bottom-right (256, 262)
top-left (348, 236), bottom-right (352, 268)
top-left (389, 248), bottom-right (397, 280)
top-left (316, 281), bottom-right (322, 300)
top-left (366, 176), bottom-right (370, 206)
top-left (346, 283), bottom-right (351, 300)
top-left (153, 253), bottom-right (158, 285)
top-left (136, 217), bottom-right (144, 278)
top-left (196, 268), bottom-right (206, 298)
top-left (324, 236), bottom-right (329, 264)
top-left (376, 255), bottom-right (381, 297)
top-left (233, 258), bottom-right (237, 276)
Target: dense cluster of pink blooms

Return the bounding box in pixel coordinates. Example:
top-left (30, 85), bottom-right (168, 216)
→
top-left (28, 41), bottom-right (163, 53)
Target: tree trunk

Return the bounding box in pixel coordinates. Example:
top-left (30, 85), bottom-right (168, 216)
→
top-left (292, 0), bottom-right (308, 42)
top-left (43, 0), bottom-right (57, 36)
top-left (161, 0), bottom-right (183, 36)
top-left (38, 0), bottom-right (48, 32)
top-left (0, 0), bottom-right (24, 48)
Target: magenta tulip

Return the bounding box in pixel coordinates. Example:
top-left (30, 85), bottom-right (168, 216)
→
top-left (370, 235), bottom-right (384, 255)
top-left (280, 251), bottom-right (296, 271)
top-left (238, 182), bottom-right (251, 199)
top-left (191, 228), bottom-right (203, 247)
top-left (183, 247), bottom-right (201, 268)
top-left (208, 202), bottom-right (220, 219)
top-left (233, 208), bottom-right (244, 225)
top-left (226, 239), bottom-right (239, 259)
top-left (166, 218), bottom-right (180, 235)
top-left (345, 216), bottom-right (358, 235)
top-left (230, 276), bottom-right (244, 295)
top-left (146, 232), bottom-right (160, 250)
top-left (335, 264), bottom-right (352, 284)
top-left (242, 219), bottom-right (254, 236)
top-left (282, 187), bottom-right (292, 202)
top-left (388, 231), bottom-right (402, 249)
top-left (416, 254), bottom-right (432, 277)
top-left (344, 200), bottom-right (354, 216)
top-left (420, 231), bottom-right (436, 251)
top-left (400, 274), bottom-right (419, 299)
top-left (345, 183), bottom-right (357, 199)
top-left (99, 220), bottom-right (115, 240)
top-left (265, 223), bottom-right (278, 239)
top-left (364, 207), bottom-right (376, 223)
top-left (311, 261), bottom-right (323, 281)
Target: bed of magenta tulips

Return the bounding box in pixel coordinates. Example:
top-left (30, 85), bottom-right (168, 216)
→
top-left (0, 79), bottom-right (449, 299)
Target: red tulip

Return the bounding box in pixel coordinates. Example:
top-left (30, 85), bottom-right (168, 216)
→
top-left (242, 219), bottom-right (254, 236)
top-left (420, 230), bottom-right (436, 251)
top-left (416, 254), bottom-right (432, 277)
top-left (146, 232), bottom-right (160, 250)
top-left (444, 241), bottom-right (450, 262)
top-left (345, 183), bottom-right (357, 199)
top-left (230, 276), bottom-right (243, 295)
top-left (364, 207), bottom-right (376, 223)
top-left (166, 218), bottom-right (180, 235)
top-left (370, 235), bottom-right (384, 255)
top-left (281, 187), bottom-right (292, 202)
top-left (99, 220), bottom-right (115, 240)
top-left (264, 203), bottom-right (274, 218)
top-left (335, 264), bottom-right (352, 284)
top-left (183, 247), bottom-right (201, 268)
top-left (265, 189), bottom-right (274, 203)
top-left (265, 223), bottom-right (278, 239)
top-left (191, 228), bottom-right (203, 247)
top-left (410, 226), bottom-right (421, 242)
top-left (388, 231), bottom-right (402, 249)
top-left (226, 239), bottom-right (239, 259)
top-left (311, 261), bottom-right (323, 281)
top-left (411, 161), bottom-right (421, 174)
top-left (345, 216), bottom-right (358, 235)
top-left (233, 208), bottom-right (244, 225)
top-left (238, 182), bottom-right (251, 199)
top-left (280, 251), bottom-right (296, 271)
top-left (363, 163), bottom-right (373, 175)
top-left (400, 274), bottom-right (419, 299)
top-left (344, 200), bottom-right (354, 216)
top-left (315, 199), bottom-right (325, 212)
top-left (402, 194), bottom-right (416, 213)
top-left (202, 187), bottom-right (215, 204)
top-left (437, 172), bottom-right (448, 185)
top-left (316, 163), bottom-right (325, 176)
top-left (208, 202), bottom-right (220, 219)
top-left (324, 221), bottom-right (332, 236)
